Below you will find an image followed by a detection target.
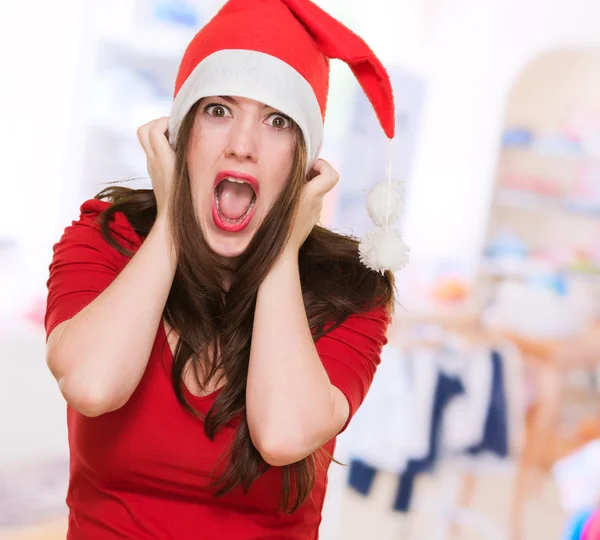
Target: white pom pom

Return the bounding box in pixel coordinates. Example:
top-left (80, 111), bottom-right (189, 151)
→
top-left (366, 180), bottom-right (403, 228)
top-left (358, 228), bottom-right (410, 274)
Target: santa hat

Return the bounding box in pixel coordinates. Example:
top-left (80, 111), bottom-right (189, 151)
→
top-left (169, 0), bottom-right (409, 273)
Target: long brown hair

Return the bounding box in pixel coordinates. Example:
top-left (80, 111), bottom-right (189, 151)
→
top-left (95, 101), bottom-right (395, 513)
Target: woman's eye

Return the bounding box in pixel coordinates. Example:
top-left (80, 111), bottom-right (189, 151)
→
top-left (205, 104), bottom-right (230, 118)
top-left (269, 114), bottom-right (290, 129)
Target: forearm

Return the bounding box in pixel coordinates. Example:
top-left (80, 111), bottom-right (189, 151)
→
top-left (247, 250), bottom-right (342, 462)
top-left (48, 217), bottom-right (176, 415)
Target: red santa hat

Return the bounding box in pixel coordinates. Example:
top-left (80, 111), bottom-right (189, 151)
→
top-left (169, 0), bottom-right (409, 273)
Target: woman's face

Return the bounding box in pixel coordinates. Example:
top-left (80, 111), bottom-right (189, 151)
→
top-left (187, 96), bottom-right (297, 260)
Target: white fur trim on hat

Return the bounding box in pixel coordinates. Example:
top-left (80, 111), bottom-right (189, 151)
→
top-left (168, 49), bottom-right (324, 169)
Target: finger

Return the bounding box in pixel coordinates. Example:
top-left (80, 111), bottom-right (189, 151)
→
top-left (148, 118), bottom-right (170, 153)
top-left (307, 162), bottom-right (339, 196)
top-left (149, 117), bottom-right (175, 167)
top-left (306, 158), bottom-right (328, 181)
top-left (137, 121), bottom-right (155, 160)
top-left (304, 178), bottom-right (336, 204)
top-left (310, 158), bottom-right (338, 174)
top-left (311, 158), bottom-right (328, 173)
top-left (306, 166), bottom-right (319, 182)
top-left (311, 159), bottom-right (338, 183)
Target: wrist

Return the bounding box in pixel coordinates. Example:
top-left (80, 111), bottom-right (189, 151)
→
top-left (151, 214), bottom-right (177, 266)
top-left (152, 214), bottom-right (170, 241)
top-left (276, 246), bottom-right (299, 267)
top-left (260, 248), bottom-right (298, 292)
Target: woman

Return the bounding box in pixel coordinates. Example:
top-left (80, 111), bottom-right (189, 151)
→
top-left (45, 0), bottom-right (402, 538)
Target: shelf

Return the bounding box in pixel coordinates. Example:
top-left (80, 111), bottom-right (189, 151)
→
top-left (563, 201), bottom-right (600, 216)
top-left (496, 189), bottom-right (562, 209)
top-left (480, 258), bottom-right (554, 278)
top-left (500, 128), bottom-right (600, 160)
top-left (501, 145), bottom-right (590, 160)
top-left (481, 258), bottom-right (600, 280)
top-left (496, 189), bottom-right (600, 216)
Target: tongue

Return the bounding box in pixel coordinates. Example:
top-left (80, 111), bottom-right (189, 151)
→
top-left (218, 181), bottom-right (255, 220)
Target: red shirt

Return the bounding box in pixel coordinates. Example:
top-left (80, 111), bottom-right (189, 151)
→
top-left (45, 199), bottom-right (389, 539)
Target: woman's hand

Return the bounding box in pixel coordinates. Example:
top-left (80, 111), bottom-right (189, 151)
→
top-left (137, 117), bottom-right (176, 221)
top-left (285, 159), bottom-right (339, 254)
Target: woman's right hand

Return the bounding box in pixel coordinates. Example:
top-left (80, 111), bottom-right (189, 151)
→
top-left (137, 117), bottom-right (176, 221)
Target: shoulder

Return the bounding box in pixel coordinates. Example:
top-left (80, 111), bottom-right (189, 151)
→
top-left (342, 303), bottom-right (391, 337)
top-left (59, 198), bottom-right (142, 252)
top-left (339, 304), bottom-right (390, 330)
top-left (319, 303), bottom-right (392, 350)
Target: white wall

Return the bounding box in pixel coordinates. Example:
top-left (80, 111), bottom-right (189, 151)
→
top-left (0, 0), bottom-right (89, 307)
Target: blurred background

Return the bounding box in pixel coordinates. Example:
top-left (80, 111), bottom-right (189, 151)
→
top-left (2, 0), bottom-right (600, 538)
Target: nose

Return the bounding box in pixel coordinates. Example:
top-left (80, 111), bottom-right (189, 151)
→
top-left (224, 118), bottom-right (258, 163)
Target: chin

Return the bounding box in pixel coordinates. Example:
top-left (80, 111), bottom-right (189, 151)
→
top-left (200, 210), bottom-right (257, 261)
top-left (206, 234), bottom-right (252, 260)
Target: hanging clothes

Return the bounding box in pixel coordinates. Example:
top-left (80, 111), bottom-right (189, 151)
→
top-left (347, 345), bottom-right (438, 473)
top-left (393, 369), bottom-right (465, 511)
top-left (440, 346), bottom-right (494, 453)
top-left (466, 351), bottom-right (509, 457)
top-left (347, 348), bottom-right (509, 513)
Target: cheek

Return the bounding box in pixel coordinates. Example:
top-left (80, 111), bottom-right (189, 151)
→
top-left (186, 144), bottom-right (212, 200)
top-left (262, 156), bottom-right (296, 205)
top-left (275, 141), bottom-right (296, 181)
top-left (186, 156), bottom-right (200, 198)
top-left (186, 160), bottom-right (211, 216)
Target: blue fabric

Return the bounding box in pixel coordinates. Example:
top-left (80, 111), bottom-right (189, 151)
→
top-left (563, 509), bottom-right (594, 540)
top-left (467, 351), bottom-right (508, 457)
top-left (393, 372), bottom-right (464, 511)
top-left (348, 351), bottom-right (509, 514)
top-left (348, 458), bottom-right (377, 495)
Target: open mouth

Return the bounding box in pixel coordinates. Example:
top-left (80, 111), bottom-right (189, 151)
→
top-left (212, 173), bottom-right (259, 233)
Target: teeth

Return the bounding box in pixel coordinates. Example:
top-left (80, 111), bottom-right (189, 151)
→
top-left (225, 177), bottom-right (247, 184)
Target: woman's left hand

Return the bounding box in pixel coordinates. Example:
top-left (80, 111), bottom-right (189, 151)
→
top-left (285, 159), bottom-right (339, 254)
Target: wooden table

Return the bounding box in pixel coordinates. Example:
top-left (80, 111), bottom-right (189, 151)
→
top-left (502, 323), bottom-right (600, 540)
top-left (1, 520), bottom-right (67, 540)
